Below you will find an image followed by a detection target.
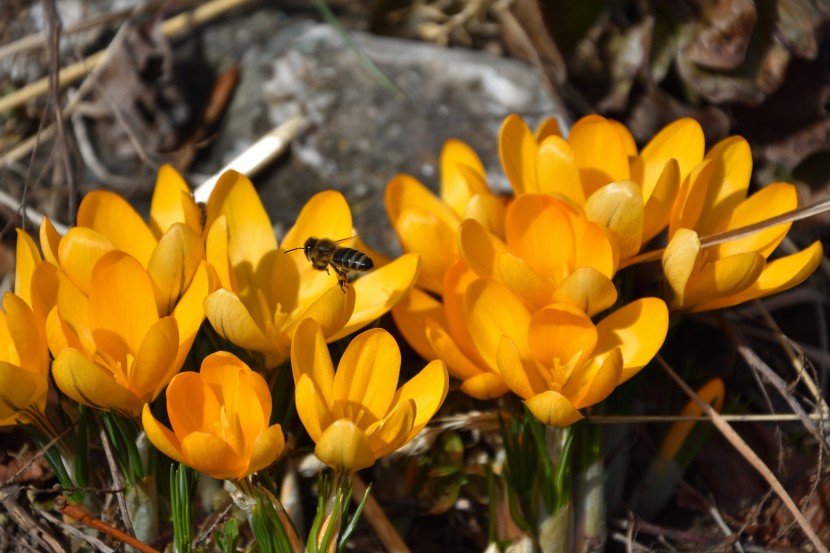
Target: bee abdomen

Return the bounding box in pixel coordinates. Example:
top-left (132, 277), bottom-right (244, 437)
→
top-left (332, 248), bottom-right (374, 271)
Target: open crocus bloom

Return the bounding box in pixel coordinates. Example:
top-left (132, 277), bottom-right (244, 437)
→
top-left (463, 278), bottom-right (668, 426)
top-left (386, 139), bottom-right (503, 295)
top-left (499, 114), bottom-right (705, 258)
top-left (142, 352), bottom-right (285, 480)
top-left (291, 318), bottom-right (448, 472)
top-left (663, 136), bottom-right (823, 312)
top-left (204, 170), bottom-right (420, 368)
top-left (39, 164), bottom-right (205, 315)
top-left (49, 251), bottom-right (210, 417)
top-left (0, 230), bottom-right (56, 425)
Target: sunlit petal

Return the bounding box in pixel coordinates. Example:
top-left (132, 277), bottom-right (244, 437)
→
top-left (0, 361), bottom-right (46, 423)
top-left (641, 159), bottom-right (680, 244)
top-left (683, 252), bottom-right (765, 309)
top-left (594, 298), bottom-right (668, 382)
top-left (334, 329), bottom-right (399, 420)
top-left (700, 136), bottom-right (753, 232)
top-left (499, 114), bottom-right (539, 194)
top-left (166, 372), bottom-right (221, 437)
top-left (39, 218), bottom-right (61, 266)
top-left (585, 180), bottom-right (644, 259)
top-left (390, 288), bottom-right (444, 362)
top-left (497, 252), bottom-right (556, 309)
top-left (205, 216), bottom-right (236, 291)
top-left (463, 279), bottom-right (531, 371)
top-left (149, 164), bottom-right (202, 237)
top-left (394, 209), bottom-right (455, 294)
top-left (14, 230), bottom-right (41, 304)
top-left (496, 336), bottom-right (546, 399)
top-left (715, 183), bottom-right (796, 258)
top-left (368, 399), bottom-right (415, 458)
top-left (386, 173), bottom-right (459, 232)
top-left (528, 305), bottom-right (597, 372)
top-left (291, 319), bottom-right (335, 407)
top-left (534, 117), bottom-right (562, 141)
top-left (130, 317), bottom-right (179, 402)
top-left (204, 289), bottom-right (274, 352)
top-left (141, 405), bottom-right (185, 465)
top-left (536, 135), bottom-right (584, 203)
top-left (459, 218), bottom-right (509, 279)
top-left (505, 195), bottom-right (574, 281)
top-left (248, 425), bottom-right (286, 474)
top-left (552, 268), bottom-right (618, 316)
top-left (440, 139), bottom-right (489, 217)
top-left (281, 190), bottom-right (353, 253)
top-left (460, 372), bottom-right (510, 400)
top-left (637, 118), bottom-right (704, 192)
top-left (563, 348), bottom-right (623, 408)
top-left (424, 317), bottom-right (487, 382)
top-left (464, 193), bottom-right (507, 240)
top-left (568, 115), bottom-right (630, 196)
top-left (315, 419), bottom-right (375, 471)
top-left (525, 391), bottom-right (584, 427)
top-left (662, 228), bottom-right (700, 305)
top-left (147, 224), bottom-right (205, 315)
top-left (77, 190), bottom-right (156, 266)
top-left (181, 432), bottom-right (248, 480)
top-left (393, 359), bottom-right (448, 441)
top-left (52, 348), bottom-right (143, 415)
top-left (58, 228), bottom-right (115, 294)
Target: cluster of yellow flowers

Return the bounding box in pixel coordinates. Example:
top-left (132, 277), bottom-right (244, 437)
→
top-left (0, 113), bottom-right (821, 487)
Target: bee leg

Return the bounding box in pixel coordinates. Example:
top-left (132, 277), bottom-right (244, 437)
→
top-left (335, 267), bottom-right (349, 293)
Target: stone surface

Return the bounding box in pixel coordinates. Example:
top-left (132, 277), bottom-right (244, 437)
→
top-left (195, 16), bottom-right (557, 254)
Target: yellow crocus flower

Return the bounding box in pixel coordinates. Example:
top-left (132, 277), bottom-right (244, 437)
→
top-left (203, 170), bottom-right (420, 368)
top-left (290, 319), bottom-right (448, 472)
top-left (663, 136), bottom-right (823, 312)
top-left (142, 352), bottom-right (285, 480)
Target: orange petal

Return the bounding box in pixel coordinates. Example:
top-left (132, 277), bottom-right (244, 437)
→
top-left (528, 305), bottom-right (597, 372)
top-left (440, 139), bottom-right (489, 217)
top-left (575, 221), bottom-right (619, 278)
top-left (39, 218), bottom-right (61, 266)
top-left (563, 348), bottom-right (623, 408)
top-left (715, 183), bottom-right (796, 258)
top-left (463, 278), bottom-right (531, 371)
top-left (496, 335), bottom-right (546, 399)
top-left (14, 230), bottom-right (41, 304)
top-left (290, 284), bottom-right (353, 345)
top-left (568, 115), bottom-right (630, 197)
top-left (147, 224), bottom-right (205, 315)
top-left (4, 293), bottom-right (46, 375)
top-left (333, 328), bottom-right (400, 421)
top-left (205, 216), bottom-right (236, 291)
top-left (390, 288), bottom-right (444, 363)
top-left (295, 374), bottom-right (334, 443)
top-left (536, 135), bottom-right (584, 203)
top-left (280, 190), bottom-right (353, 253)
top-left (248, 424), bottom-right (286, 474)
top-left (367, 399), bottom-right (415, 458)
top-left (443, 259), bottom-right (489, 368)
top-left (57, 228), bottom-right (115, 294)
top-left (393, 209), bottom-right (456, 294)
top-left (52, 348), bottom-right (143, 416)
top-left (54, 271), bottom-right (94, 355)
top-left (525, 391), bottom-right (584, 427)
top-left (130, 316), bottom-right (179, 403)
top-left (636, 118), bottom-right (704, 192)
top-left (669, 158), bottom-right (717, 236)
top-left (89, 252), bottom-right (159, 355)
top-left (0, 360), bottom-right (47, 424)
top-left (459, 218), bottom-right (508, 280)
top-left (499, 114), bottom-right (539, 194)
top-left (584, 180), bottom-right (644, 259)
top-left (291, 318), bottom-right (335, 412)
top-left (662, 228), bottom-right (701, 306)
top-left (331, 253), bottom-right (419, 341)
top-left (609, 119), bottom-right (638, 156)
top-left (594, 298), bottom-right (668, 383)
top-left (641, 158), bottom-right (680, 244)
top-left (497, 251), bottom-right (556, 309)
top-left (77, 190), bottom-right (156, 267)
top-left (149, 164), bottom-right (202, 237)
top-left (141, 404), bottom-right (185, 465)
top-left (692, 241), bottom-right (823, 312)
top-left (553, 268), bottom-right (618, 316)
top-left (700, 136), bottom-right (752, 231)
top-left (392, 359), bottom-right (448, 441)
top-left (315, 419), bottom-right (375, 471)
top-left (682, 252), bottom-right (765, 309)
top-left (204, 289), bottom-right (275, 352)
top-left (659, 377), bottom-right (724, 459)
top-left (464, 193), bottom-right (507, 240)
top-left (424, 317), bottom-right (488, 382)
top-left (459, 372), bottom-right (510, 400)
top-left (166, 371), bottom-right (221, 437)
top-left (504, 195), bottom-right (575, 281)
top-left (385, 173), bottom-right (459, 232)
top-left (180, 432), bottom-right (248, 479)
top-left (170, 262), bottom-right (212, 366)
top-left (534, 117), bottom-right (563, 141)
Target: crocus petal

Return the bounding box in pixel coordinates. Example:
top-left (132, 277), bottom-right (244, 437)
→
top-left (692, 241), bottom-right (823, 312)
top-left (205, 216), bottom-right (236, 291)
top-left (295, 375), bottom-right (335, 443)
top-left (569, 115), bottom-right (630, 197)
top-left (53, 272), bottom-right (94, 355)
top-left (594, 298), bottom-right (668, 383)
top-left (496, 336), bottom-right (545, 399)
top-left (497, 252), bottom-right (556, 309)
top-left (575, 222), bottom-right (619, 278)
top-left (30, 263), bottom-right (58, 325)
top-left (443, 259), bottom-right (489, 367)
top-left (464, 194), bottom-right (507, 240)
top-left (88, 252), bottom-right (159, 355)
top-left (641, 159), bottom-right (680, 244)
top-left (504, 195), bottom-right (575, 281)
top-left (367, 399), bottom-right (415, 458)
top-left (0, 360), bottom-right (46, 424)
top-left (201, 351), bottom-right (272, 423)
top-left (463, 279), bottom-right (531, 371)
top-left (425, 317), bottom-right (488, 383)
top-left (291, 319), bottom-right (335, 403)
top-left (280, 190), bottom-right (353, 254)
top-left (552, 268), bottom-right (618, 316)
top-left (609, 119), bottom-right (638, 156)
top-left (386, 174), bottom-right (459, 233)
top-left (683, 252), bottom-right (765, 309)
top-left (460, 372), bottom-right (511, 400)
top-left (77, 191), bottom-right (156, 267)
top-left (248, 425), bottom-right (286, 474)
top-left (149, 164), bottom-right (202, 237)
top-left (52, 348), bottom-right (143, 415)
top-left (14, 230), bottom-right (41, 304)
top-left (331, 253), bottom-right (419, 341)
top-left (459, 218), bottom-right (509, 279)
top-left (391, 288), bottom-right (444, 362)
top-left (440, 138), bottom-right (489, 217)
top-left (536, 135), bottom-right (584, 204)
top-left (4, 293), bottom-right (46, 374)
top-left (291, 284), bottom-right (353, 345)
top-left (39, 218), bottom-right (61, 266)
top-left (141, 405), bottom-right (185, 465)
top-left (181, 432), bottom-right (248, 480)
top-left (315, 419), bottom-right (375, 471)
top-left (563, 348), bottom-right (623, 408)
top-left (166, 371), bottom-right (222, 438)
top-left (715, 183), bottom-right (796, 258)
top-left (525, 391), bottom-right (584, 427)
top-left (392, 359), bottom-right (448, 441)
top-left (659, 378), bottom-right (724, 460)
top-left (636, 118), bottom-right (704, 193)
top-left (699, 136), bottom-right (753, 232)
top-left (662, 228), bottom-right (701, 305)
top-left (534, 116), bottom-right (563, 141)
top-left (500, 114), bottom-right (539, 194)
top-left (528, 305), bottom-right (598, 372)
top-left (669, 159), bottom-right (716, 236)
top-left (585, 180), bottom-right (644, 259)
top-left (334, 328), bottom-right (400, 421)
top-left (130, 317), bottom-right (179, 403)
top-left (57, 228), bottom-right (115, 294)
top-left (393, 209), bottom-right (456, 294)
top-left (205, 170), bottom-right (277, 292)
top-left (204, 289), bottom-right (274, 352)
top-left (147, 224), bottom-right (205, 315)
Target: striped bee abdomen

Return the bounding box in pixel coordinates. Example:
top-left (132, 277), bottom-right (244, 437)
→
top-left (332, 248), bottom-right (374, 272)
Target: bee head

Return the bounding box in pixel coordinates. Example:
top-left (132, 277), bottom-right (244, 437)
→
top-left (303, 237), bottom-right (319, 261)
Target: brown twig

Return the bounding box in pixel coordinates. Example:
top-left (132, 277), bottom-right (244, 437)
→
top-left (3, 487), bottom-right (66, 553)
top-left (351, 473), bottom-right (411, 553)
top-left (38, 508), bottom-right (115, 553)
top-left (56, 496), bottom-right (160, 553)
top-left (656, 355), bottom-right (829, 553)
top-left (96, 418), bottom-right (135, 539)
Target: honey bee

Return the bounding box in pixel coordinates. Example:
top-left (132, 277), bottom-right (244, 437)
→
top-left (284, 237), bottom-right (374, 292)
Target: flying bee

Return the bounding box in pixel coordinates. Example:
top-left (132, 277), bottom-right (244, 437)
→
top-left (284, 237), bottom-right (374, 292)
